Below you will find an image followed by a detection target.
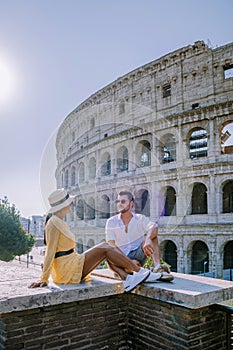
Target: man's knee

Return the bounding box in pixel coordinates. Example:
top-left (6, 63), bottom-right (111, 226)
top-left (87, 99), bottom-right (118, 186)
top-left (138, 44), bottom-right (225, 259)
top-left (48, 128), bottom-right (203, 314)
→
top-left (97, 242), bottom-right (111, 251)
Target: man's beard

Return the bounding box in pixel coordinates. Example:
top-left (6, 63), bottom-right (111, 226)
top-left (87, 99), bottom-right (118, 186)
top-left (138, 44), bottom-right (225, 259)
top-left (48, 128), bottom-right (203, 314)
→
top-left (119, 204), bottom-right (131, 214)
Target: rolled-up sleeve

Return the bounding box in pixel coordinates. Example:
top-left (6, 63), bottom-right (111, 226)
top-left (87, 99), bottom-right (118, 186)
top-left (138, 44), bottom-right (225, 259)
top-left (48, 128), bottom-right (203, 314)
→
top-left (141, 216), bottom-right (157, 233)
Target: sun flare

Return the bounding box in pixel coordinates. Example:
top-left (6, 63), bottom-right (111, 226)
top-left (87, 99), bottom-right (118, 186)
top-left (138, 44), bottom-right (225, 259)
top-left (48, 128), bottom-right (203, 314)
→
top-left (0, 57), bottom-right (16, 105)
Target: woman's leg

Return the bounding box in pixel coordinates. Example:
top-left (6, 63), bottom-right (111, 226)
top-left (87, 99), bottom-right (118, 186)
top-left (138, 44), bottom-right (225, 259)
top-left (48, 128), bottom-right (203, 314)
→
top-left (81, 242), bottom-right (140, 280)
top-left (107, 261), bottom-right (127, 280)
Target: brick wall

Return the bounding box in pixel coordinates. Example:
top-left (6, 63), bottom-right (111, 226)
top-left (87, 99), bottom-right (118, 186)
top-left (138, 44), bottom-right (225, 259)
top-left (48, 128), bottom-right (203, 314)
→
top-left (127, 295), bottom-right (227, 350)
top-left (0, 294), bottom-right (228, 350)
top-left (0, 295), bottom-right (128, 350)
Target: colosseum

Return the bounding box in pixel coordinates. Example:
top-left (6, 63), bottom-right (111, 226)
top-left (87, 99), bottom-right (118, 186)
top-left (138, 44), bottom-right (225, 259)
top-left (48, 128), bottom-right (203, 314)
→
top-left (55, 40), bottom-right (233, 279)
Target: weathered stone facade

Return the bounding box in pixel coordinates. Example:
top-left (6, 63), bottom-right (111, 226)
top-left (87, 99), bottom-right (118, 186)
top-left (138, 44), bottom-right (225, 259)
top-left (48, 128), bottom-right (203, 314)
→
top-left (55, 41), bottom-right (233, 278)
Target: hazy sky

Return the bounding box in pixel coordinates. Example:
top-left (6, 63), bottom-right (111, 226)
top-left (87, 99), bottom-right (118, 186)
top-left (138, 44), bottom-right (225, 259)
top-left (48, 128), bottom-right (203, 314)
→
top-left (0, 0), bottom-right (232, 217)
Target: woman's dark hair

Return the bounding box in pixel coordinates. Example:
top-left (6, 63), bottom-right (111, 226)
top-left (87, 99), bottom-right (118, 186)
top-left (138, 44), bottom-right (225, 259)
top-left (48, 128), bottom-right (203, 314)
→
top-left (44, 214), bottom-right (52, 245)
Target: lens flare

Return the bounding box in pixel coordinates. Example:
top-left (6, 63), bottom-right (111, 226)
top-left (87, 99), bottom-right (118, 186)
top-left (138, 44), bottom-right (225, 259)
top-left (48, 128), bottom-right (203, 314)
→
top-left (0, 56), bottom-right (16, 105)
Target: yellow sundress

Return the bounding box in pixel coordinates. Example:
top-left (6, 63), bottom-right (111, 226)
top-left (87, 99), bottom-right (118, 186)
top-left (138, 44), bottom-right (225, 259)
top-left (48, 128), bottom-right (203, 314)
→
top-left (40, 215), bottom-right (85, 284)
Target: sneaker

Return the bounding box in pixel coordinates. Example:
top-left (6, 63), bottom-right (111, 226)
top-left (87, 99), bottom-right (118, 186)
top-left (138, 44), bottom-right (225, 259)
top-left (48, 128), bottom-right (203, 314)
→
top-left (153, 263), bottom-right (171, 274)
top-left (152, 264), bottom-right (174, 282)
top-left (123, 269), bottom-right (150, 293)
top-left (157, 271), bottom-right (174, 282)
top-left (144, 271), bottom-right (161, 283)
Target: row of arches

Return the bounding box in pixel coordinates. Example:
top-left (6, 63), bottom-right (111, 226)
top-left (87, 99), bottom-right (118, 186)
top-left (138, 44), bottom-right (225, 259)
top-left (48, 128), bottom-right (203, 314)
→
top-left (69, 189), bottom-right (150, 221)
top-left (62, 122), bottom-right (233, 187)
top-left (163, 180), bottom-right (233, 215)
top-left (75, 238), bottom-right (233, 276)
top-left (68, 180), bottom-right (233, 223)
top-left (161, 240), bottom-right (233, 275)
top-left (62, 140), bottom-right (150, 186)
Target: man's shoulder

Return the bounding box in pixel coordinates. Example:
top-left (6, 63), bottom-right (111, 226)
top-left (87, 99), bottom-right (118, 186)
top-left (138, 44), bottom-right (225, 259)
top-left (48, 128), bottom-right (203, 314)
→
top-left (106, 214), bottom-right (119, 223)
top-left (133, 213), bottom-right (146, 220)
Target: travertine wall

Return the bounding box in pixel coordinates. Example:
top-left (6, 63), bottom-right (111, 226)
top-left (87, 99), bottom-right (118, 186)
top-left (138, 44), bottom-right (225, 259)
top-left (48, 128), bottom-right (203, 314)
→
top-left (55, 41), bottom-right (233, 278)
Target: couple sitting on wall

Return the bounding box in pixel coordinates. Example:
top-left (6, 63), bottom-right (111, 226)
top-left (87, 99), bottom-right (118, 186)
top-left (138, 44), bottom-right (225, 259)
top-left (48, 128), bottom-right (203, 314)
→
top-left (29, 189), bottom-right (173, 293)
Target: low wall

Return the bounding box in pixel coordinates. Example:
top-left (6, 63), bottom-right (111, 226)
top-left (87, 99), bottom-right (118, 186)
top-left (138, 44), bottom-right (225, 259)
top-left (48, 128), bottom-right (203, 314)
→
top-left (0, 262), bottom-right (233, 350)
top-left (127, 295), bottom-right (227, 350)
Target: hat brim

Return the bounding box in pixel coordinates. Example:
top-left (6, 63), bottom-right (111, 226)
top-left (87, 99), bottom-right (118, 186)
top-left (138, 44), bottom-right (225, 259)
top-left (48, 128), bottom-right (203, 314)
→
top-left (48, 195), bottom-right (76, 214)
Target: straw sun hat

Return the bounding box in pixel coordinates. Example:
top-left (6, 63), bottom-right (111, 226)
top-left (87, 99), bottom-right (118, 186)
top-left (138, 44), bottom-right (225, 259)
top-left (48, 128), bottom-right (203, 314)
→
top-left (48, 188), bottom-right (76, 214)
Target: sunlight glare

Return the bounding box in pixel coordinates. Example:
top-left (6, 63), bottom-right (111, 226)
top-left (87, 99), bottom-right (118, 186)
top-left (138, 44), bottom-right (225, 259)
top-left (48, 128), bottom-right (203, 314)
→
top-left (0, 56), bottom-right (17, 105)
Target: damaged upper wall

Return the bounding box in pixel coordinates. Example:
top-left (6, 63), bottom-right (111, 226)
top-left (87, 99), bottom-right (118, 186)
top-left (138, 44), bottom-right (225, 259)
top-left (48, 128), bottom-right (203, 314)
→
top-left (56, 40), bottom-right (233, 168)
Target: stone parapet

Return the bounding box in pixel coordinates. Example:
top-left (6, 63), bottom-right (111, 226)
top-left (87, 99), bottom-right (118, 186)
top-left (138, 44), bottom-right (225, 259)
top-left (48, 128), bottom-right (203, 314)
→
top-left (0, 262), bottom-right (123, 314)
top-left (1, 262), bottom-right (233, 313)
top-left (1, 261), bottom-right (233, 349)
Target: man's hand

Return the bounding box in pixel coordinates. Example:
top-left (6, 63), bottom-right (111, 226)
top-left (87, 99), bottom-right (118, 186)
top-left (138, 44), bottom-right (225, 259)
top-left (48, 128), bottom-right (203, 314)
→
top-left (28, 281), bottom-right (47, 288)
top-left (131, 259), bottom-right (142, 267)
top-left (143, 237), bottom-right (154, 257)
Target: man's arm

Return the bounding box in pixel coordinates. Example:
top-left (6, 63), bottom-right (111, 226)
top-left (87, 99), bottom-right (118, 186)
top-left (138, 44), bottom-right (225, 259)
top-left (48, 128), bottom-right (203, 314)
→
top-left (143, 224), bottom-right (158, 257)
top-left (146, 224), bottom-right (158, 240)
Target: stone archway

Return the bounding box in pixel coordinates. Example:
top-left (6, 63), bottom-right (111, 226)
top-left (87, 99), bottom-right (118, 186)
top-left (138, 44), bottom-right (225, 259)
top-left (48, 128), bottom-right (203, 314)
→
top-left (224, 241), bottom-right (233, 269)
top-left (191, 240), bottom-right (209, 275)
top-left (134, 189), bottom-right (150, 217)
top-left (162, 240), bottom-right (177, 272)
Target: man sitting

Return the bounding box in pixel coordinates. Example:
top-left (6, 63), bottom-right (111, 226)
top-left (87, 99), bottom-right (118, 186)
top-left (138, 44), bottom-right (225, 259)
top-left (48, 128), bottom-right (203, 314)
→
top-left (105, 190), bottom-right (174, 282)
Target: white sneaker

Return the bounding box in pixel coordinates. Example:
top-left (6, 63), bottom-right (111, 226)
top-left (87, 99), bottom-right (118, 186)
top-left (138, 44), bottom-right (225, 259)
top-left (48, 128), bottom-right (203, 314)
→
top-left (123, 269), bottom-right (150, 293)
top-left (144, 271), bottom-right (161, 283)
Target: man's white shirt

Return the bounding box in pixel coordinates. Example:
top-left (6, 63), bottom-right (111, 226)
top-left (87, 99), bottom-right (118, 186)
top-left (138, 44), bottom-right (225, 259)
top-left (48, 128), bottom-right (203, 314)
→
top-left (105, 213), bottom-right (156, 255)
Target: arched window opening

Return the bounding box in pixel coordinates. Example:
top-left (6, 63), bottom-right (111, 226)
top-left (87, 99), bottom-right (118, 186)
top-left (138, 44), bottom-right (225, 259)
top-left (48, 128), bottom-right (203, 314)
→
top-left (117, 147), bottom-right (128, 172)
top-left (162, 135), bottom-right (176, 163)
top-left (70, 204), bottom-right (75, 221)
top-left (164, 187), bottom-right (176, 216)
top-left (71, 166), bottom-right (76, 186)
top-left (87, 239), bottom-right (95, 249)
top-left (86, 198), bottom-right (95, 220)
top-left (191, 241), bottom-right (209, 275)
top-left (119, 101), bottom-right (125, 114)
top-left (76, 239), bottom-right (83, 254)
top-left (221, 121), bottom-right (233, 154)
top-left (223, 181), bottom-right (233, 213)
top-left (224, 241), bottom-right (233, 269)
top-left (90, 117), bottom-right (95, 128)
top-left (140, 141), bottom-right (151, 167)
top-left (76, 199), bottom-right (84, 220)
top-left (65, 169), bottom-right (69, 188)
top-left (189, 129), bottom-right (207, 159)
top-left (89, 157), bottom-right (96, 179)
top-left (100, 195), bottom-right (110, 219)
top-left (135, 190), bottom-right (150, 216)
top-left (79, 163), bottom-right (85, 183)
top-left (101, 153), bottom-right (111, 176)
top-left (191, 183), bottom-right (207, 214)
top-left (164, 241), bottom-right (177, 272)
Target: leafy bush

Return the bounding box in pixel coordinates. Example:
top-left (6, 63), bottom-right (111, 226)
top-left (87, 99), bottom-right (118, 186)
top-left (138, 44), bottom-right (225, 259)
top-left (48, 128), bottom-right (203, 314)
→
top-left (144, 257), bottom-right (171, 269)
top-left (0, 197), bottom-right (35, 262)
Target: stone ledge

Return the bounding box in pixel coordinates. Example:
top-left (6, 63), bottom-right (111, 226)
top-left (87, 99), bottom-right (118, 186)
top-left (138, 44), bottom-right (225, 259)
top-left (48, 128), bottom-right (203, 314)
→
top-left (0, 261), bottom-right (124, 314)
top-left (93, 269), bottom-right (233, 309)
top-left (1, 261), bottom-right (233, 314)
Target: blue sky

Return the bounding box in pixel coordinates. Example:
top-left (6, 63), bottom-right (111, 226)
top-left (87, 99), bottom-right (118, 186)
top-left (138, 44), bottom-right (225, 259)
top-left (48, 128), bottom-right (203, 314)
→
top-left (0, 0), bottom-right (232, 217)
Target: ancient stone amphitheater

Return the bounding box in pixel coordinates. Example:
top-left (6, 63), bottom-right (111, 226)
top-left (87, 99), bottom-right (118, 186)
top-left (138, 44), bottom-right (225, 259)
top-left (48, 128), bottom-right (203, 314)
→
top-left (55, 40), bottom-right (233, 278)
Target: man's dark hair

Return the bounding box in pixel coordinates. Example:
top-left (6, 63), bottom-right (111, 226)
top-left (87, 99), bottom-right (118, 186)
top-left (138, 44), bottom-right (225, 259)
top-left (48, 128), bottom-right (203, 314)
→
top-left (118, 191), bottom-right (134, 202)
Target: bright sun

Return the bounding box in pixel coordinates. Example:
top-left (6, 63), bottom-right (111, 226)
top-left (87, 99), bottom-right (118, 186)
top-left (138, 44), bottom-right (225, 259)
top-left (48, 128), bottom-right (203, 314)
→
top-left (0, 57), bottom-right (16, 105)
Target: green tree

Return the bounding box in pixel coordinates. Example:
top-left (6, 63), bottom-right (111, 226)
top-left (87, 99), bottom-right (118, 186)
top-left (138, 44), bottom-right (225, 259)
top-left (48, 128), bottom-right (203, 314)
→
top-left (0, 197), bottom-right (35, 262)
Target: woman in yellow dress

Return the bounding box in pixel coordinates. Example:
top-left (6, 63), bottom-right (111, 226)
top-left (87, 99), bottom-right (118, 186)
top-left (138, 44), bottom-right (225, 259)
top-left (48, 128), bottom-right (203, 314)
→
top-left (28, 189), bottom-right (160, 292)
